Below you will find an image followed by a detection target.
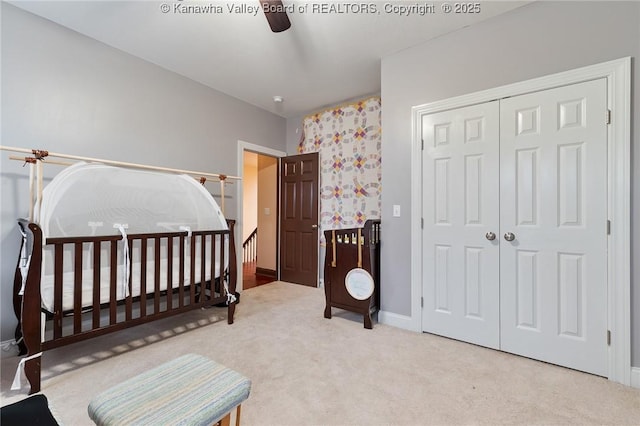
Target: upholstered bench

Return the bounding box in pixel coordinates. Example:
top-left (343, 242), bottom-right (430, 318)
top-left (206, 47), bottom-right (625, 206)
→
top-left (88, 354), bottom-right (251, 426)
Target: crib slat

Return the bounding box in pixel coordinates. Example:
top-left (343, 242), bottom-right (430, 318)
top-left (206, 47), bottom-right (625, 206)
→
top-left (200, 234), bottom-right (206, 302)
top-left (93, 242), bottom-right (101, 329)
top-left (53, 243), bottom-right (63, 339)
top-left (109, 241), bottom-right (117, 325)
top-left (140, 238), bottom-right (147, 318)
top-left (73, 242), bottom-right (83, 334)
top-left (125, 237), bottom-right (133, 321)
top-left (178, 236), bottom-right (185, 308)
top-left (166, 236), bottom-right (173, 311)
top-left (190, 234), bottom-right (196, 305)
top-left (210, 234), bottom-right (222, 297)
top-left (219, 234), bottom-right (226, 300)
top-left (154, 237), bottom-right (160, 314)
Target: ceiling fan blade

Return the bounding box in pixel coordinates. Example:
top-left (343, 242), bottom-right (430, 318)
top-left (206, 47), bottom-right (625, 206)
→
top-left (261, 0), bottom-right (291, 33)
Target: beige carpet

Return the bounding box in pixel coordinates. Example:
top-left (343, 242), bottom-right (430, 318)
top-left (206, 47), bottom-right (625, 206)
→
top-left (2, 281), bottom-right (639, 425)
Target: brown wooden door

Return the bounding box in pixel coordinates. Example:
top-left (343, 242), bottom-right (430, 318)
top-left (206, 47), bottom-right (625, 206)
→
top-left (279, 153), bottom-right (319, 286)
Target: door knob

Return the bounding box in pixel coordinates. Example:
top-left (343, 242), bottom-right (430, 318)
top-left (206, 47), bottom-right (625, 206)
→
top-left (485, 232), bottom-right (496, 241)
top-left (311, 224), bottom-right (318, 229)
top-left (504, 232), bottom-right (516, 242)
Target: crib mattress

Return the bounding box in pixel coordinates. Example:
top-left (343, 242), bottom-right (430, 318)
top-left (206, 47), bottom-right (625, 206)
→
top-left (40, 256), bottom-right (221, 313)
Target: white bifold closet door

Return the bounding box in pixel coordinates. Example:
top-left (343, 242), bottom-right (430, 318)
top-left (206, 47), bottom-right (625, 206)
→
top-left (421, 79), bottom-right (608, 376)
top-left (421, 101), bottom-right (501, 349)
top-left (499, 79), bottom-right (608, 376)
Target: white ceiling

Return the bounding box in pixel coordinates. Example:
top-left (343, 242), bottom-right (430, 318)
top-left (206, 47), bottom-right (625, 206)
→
top-left (11, 1), bottom-right (530, 118)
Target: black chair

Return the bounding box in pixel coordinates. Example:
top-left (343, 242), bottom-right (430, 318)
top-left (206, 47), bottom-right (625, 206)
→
top-left (0, 394), bottom-right (59, 425)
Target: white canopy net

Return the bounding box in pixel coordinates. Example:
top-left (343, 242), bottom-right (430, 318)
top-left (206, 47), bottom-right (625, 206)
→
top-left (27, 162), bottom-right (232, 312)
top-left (36, 162), bottom-right (227, 237)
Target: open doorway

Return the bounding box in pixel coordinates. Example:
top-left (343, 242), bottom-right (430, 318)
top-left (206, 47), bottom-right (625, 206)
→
top-left (242, 151), bottom-right (278, 289)
top-left (237, 141), bottom-right (286, 291)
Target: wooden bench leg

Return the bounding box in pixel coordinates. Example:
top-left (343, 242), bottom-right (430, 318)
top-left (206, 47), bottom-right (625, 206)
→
top-left (235, 404), bottom-right (242, 426)
top-left (218, 412), bottom-right (231, 426)
top-left (216, 405), bottom-right (241, 426)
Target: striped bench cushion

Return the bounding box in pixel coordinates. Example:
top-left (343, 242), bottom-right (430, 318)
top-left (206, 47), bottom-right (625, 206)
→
top-left (88, 354), bottom-right (251, 426)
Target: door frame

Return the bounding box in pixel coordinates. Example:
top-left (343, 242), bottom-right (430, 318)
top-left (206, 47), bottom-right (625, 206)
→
top-left (410, 57), bottom-right (631, 385)
top-left (236, 140), bottom-right (286, 291)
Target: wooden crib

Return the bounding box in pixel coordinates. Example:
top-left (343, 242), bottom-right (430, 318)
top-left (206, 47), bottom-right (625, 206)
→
top-left (12, 219), bottom-right (237, 395)
top-left (323, 220), bottom-right (381, 329)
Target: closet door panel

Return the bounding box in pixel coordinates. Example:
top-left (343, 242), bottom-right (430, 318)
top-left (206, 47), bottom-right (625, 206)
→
top-left (499, 79), bottom-right (608, 376)
top-left (421, 101), bottom-right (500, 349)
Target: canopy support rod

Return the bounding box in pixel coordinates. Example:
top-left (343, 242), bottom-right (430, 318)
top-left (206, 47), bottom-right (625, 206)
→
top-left (219, 175), bottom-right (227, 216)
top-left (28, 160), bottom-right (34, 222)
top-left (10, 155), bottom-right (72, 167)
top-left (1, 145), bottom-right (240, 181)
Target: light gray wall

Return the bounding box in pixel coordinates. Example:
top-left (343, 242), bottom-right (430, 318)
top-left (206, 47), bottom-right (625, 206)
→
top-left (286, 114), bottom-right (305, 154)
top-left (0, 4), bottom-right (286, 341)
top-left (380, 1), bottom-right (640, 365)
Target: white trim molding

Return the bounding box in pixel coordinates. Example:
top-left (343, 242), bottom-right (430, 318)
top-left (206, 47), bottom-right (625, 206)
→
top-left (378, 310), bottom-right (416, 331)
top-left (631, 368), bottom-right (640, 389)
top-left (236, 140), bottom-right (286, 291)
top-left (410, 57), bottom-right (631, 385)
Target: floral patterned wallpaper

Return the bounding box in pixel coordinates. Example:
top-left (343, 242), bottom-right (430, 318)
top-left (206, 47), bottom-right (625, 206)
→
top-left (298, 97), bottom-right (381, 243)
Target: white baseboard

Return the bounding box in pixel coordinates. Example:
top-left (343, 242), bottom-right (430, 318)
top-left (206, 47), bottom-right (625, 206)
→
top-left (631, 367), bottom-right (640, 389)
top-left (378, 310), bottom-right (418, 332)
top-left (1, 339), bottom-right (20, 358)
